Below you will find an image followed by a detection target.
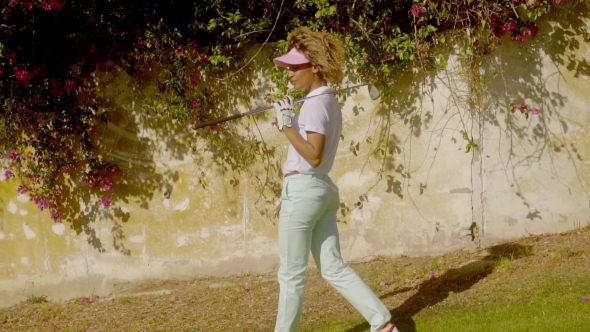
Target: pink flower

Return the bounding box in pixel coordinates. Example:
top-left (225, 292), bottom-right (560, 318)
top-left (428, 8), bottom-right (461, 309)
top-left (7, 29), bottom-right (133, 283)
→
top-left (512, 34), bottom-right (525, 42)
top-left (512, 102), bottom-right (527, 112)
top-left (4, 170), bottom-right (14, 180)
top-left (582, 296), bottom-right (589, 303)
top-left (22, 0), bottom-right (33, 10)
top-left (429, 271), bottom-right (436, 280)
top-left (18, 186), bottom-right (30, 194)
top-left (64, 80), bottom-right (76, 92)
top-left (363, 58), bottom-right (369, 64)
top-left (554, 0), bottom-right (563, 3)
top-left (530, 107), bottom-right (540, 115)
top-left (9, 151), bottom-right (18, 161)
top-left (528, 22), bottom-right (539, 37)
top-left (50, 209), bottom-right (61, 222)
top-left (411, 5), bottom-right (425, 18)
top-left (97, 197), bottom-right (112, 208)
top-left (41, 0), bottom-right (64, 10)
top-left (504, 19), bottom-right (517, 31)
top-left (34, 197), bottom-right (52, 211)
top-left (14, 69), bottom-right (30, 86)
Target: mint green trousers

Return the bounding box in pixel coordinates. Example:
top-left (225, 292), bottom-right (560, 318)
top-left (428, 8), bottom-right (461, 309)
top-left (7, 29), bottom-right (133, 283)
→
top-left (274, 174), bottom-right (391, 332)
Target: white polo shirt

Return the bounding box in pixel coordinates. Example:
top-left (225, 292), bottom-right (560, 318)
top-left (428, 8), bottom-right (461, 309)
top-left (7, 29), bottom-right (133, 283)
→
top-left (282, 86), bottom-right (342, 175)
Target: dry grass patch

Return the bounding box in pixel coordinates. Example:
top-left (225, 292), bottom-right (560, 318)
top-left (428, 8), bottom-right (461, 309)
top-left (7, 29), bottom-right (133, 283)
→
top-left (1, 226), bottom-right (588, 332)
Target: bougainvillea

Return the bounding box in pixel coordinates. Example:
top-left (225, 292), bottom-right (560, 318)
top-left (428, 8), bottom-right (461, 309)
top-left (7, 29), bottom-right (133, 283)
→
top-left (0, 0), bottom-right (583, 232)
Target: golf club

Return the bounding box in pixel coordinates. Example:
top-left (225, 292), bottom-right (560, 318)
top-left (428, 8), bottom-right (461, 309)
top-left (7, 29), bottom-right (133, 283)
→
top-left (191, 82), bottom-right (380, 130)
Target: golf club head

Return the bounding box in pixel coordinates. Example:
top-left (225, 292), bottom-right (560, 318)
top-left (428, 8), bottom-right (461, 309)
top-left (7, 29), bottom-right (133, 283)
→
top-left (368, 84), bottom-right (381, 100)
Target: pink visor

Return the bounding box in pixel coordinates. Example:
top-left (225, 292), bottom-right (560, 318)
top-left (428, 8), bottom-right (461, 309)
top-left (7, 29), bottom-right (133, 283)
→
top-left (273, 48), bottom-right (311, 68)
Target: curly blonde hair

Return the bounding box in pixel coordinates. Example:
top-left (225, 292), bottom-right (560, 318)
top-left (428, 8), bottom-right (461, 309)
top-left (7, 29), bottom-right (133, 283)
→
top-left (287, 27), bottom-right (345, 84)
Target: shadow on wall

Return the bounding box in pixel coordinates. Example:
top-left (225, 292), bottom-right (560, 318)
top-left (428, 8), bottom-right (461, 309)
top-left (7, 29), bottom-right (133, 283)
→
top-left (485, 2), bottom-right (590, 215)
top-left (354, 2), bottom-right (590, 227)
top-left (345, 243), bottom-right (533, 332)
top-left (59, 45), bottom-right (284, 254)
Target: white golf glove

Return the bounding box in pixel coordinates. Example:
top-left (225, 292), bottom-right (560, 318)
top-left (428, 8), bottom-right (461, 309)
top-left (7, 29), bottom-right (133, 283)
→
top-left (273, 96), bottom-right (294, 131)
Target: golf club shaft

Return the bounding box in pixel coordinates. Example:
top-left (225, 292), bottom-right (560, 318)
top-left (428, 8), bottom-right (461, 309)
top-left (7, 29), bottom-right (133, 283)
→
top-left (192, 82), bottom-right (372, 130)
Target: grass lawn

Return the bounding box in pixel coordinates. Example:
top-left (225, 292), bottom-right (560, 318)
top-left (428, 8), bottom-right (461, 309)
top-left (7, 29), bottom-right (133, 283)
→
top-left (1, 226), bottom-right (588, 332)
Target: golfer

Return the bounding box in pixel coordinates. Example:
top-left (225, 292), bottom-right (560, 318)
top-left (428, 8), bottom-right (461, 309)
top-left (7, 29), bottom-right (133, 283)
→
top-left (272, 27), bottom-right (398, 332)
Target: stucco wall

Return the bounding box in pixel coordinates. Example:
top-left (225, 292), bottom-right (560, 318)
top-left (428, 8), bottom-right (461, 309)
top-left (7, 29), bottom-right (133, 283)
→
top-left (1, 15), bottom-right (589, 307)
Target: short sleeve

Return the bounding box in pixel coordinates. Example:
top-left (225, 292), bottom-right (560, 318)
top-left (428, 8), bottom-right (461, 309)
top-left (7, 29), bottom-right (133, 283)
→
top-left (300, 98), bottom-right (329, 135)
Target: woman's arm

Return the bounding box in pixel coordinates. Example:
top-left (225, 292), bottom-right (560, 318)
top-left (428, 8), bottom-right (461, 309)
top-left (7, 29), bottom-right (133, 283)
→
top-left (282, 127), bottom-right (325, 168)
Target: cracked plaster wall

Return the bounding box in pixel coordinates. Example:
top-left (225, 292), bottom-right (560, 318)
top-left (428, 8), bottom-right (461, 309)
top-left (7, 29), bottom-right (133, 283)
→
top-left (1, 16), bottom-right (589, 307)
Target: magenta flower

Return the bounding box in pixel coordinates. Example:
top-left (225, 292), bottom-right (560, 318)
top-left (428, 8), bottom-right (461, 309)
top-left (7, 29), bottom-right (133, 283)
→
top-left (4, 170), bottom-right (14, 180)
top-left (363, 58), bottom-right (369, 64)
top-left (512, 34), bottom-right (525, 43)
top-left (554, 0), bottom-right (563, 3)
top-left (504, 19), bottom-right (517, 31)
top-left (524, 22), bottom-right (540, 37)
top-left (18, 186), bottom-right (30, 194)
top-left (22, 0), bottom-right (33, 10)
top-left (245, 285), bottom-right (251, 292)
top-left (14, 69), bottom-right (30, 86)
top-left (64, 80), bottom-right (76, 92)
top-left (41, 0), bottom-right (64, 10)
top-left (512, 102), bottom-right (527, 112)
top-left (34, 197), bottom-right (52, 211)
top-left (530, 107), bottom-right (540, 115)
top-left (582, 296), bottom-right (589, 303)
top-left (97, 197), bottom-right (112, 208)
top-left (9, 151), bottom-right (18, 161)
top-left (50, 209), bottom-right (61, 222)
top-left (411, 5), bottom-right (425, 18)
top-left (429, 271), bottom-right (436, 280)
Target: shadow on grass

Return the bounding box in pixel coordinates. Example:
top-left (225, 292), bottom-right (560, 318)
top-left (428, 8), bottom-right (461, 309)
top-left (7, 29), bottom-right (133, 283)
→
top-left (345, 243), bottom-right (532, 332)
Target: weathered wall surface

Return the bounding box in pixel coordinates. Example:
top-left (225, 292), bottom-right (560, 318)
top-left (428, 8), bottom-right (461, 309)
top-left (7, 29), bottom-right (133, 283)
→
top-left (1, 15), bottom-right (589, 307)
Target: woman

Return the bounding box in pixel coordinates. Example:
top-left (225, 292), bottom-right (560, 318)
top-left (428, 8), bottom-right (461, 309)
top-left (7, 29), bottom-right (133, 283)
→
top-left (272, 27), bottom-right (398, 332)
